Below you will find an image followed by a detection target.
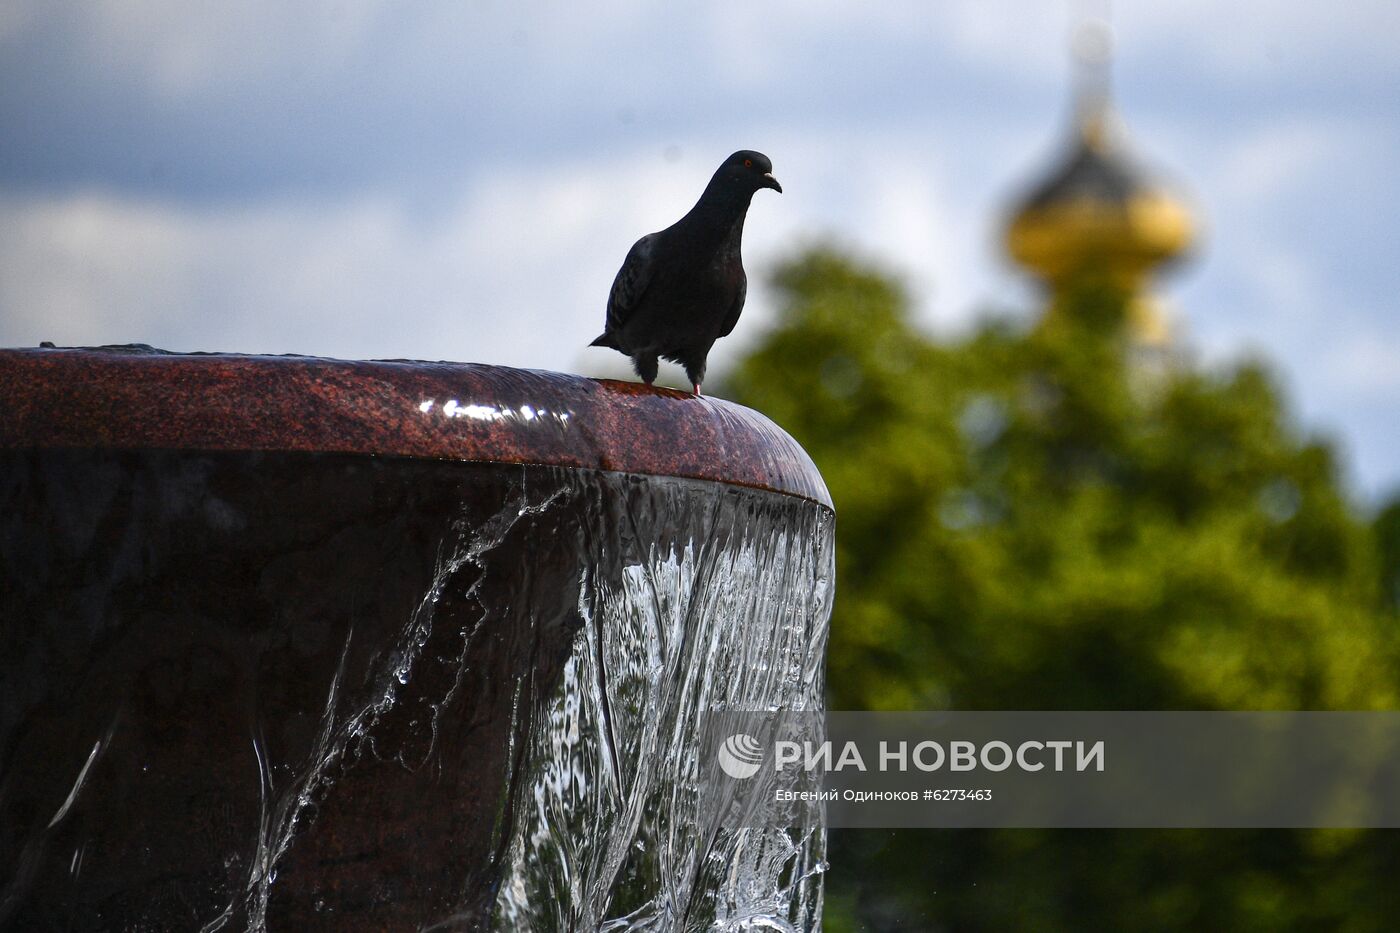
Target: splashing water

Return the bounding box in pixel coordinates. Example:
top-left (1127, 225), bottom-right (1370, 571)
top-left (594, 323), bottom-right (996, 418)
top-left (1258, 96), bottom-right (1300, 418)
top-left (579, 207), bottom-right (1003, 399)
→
top-left (493, 474), bottom-right (833, 931)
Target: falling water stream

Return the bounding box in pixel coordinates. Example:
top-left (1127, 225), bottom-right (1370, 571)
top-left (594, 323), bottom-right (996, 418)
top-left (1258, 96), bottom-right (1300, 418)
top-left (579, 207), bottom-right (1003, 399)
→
top-left (493, 472), bottom-right (832, 931)
top-left (1, 453), bottom-right (833, 931)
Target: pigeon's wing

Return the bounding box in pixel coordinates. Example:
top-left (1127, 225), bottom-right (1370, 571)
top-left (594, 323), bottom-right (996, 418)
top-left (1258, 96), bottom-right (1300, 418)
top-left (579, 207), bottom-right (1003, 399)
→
top-left (605, 233), bottom-right (659, 334)
top-left (717, 271), bottom-right (747, 338)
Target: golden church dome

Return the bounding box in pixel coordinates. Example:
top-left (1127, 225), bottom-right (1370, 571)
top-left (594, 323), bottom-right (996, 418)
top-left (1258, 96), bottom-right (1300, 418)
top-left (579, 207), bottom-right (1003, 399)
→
top-left (1003, 20), bottom-right (1196, 348)
top-left (1006, 110), bottom-right (1194, 286)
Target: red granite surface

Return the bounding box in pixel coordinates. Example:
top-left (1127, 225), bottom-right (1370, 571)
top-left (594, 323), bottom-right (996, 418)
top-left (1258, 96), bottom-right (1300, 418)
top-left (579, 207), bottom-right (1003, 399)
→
top-left (0, 346), bottom-right (831, 508)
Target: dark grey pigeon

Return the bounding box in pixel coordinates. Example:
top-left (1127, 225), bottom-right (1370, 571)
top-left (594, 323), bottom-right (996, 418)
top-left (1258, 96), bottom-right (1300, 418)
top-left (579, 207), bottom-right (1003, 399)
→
top-left (590, 150), bottom-right (782, 396)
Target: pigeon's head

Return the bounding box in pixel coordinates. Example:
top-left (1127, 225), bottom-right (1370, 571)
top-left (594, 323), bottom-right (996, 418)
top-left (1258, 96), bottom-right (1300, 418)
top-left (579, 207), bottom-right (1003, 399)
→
top-left (720, 150), bottom-right (782, 195)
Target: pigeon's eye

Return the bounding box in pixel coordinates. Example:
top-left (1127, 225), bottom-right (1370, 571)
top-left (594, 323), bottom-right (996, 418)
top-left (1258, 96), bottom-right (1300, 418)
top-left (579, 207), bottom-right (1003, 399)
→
top-left (743, 158), bottom-right (753, 168)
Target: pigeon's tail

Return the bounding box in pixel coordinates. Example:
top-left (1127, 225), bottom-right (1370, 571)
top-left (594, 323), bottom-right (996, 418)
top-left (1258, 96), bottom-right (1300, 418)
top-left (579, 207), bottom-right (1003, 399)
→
top-left (589, 332), bottom-right (619, 350)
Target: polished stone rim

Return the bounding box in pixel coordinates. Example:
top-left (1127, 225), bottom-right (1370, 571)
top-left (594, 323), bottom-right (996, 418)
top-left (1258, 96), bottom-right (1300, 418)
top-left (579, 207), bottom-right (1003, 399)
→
top-left (0, 346), bottom-right (832, 509)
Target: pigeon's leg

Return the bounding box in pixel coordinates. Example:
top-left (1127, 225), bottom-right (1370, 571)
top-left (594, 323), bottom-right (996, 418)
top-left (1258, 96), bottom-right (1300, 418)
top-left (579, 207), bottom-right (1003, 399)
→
top-left (633, 353), bottom-right (659, 386)
top-left (683, 356), bottom-right (707, 398)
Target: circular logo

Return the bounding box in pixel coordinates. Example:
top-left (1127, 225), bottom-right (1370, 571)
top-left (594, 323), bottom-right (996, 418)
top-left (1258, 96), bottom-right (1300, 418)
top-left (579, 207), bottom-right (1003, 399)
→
top-left (718, 732), bottom-right (764, 780)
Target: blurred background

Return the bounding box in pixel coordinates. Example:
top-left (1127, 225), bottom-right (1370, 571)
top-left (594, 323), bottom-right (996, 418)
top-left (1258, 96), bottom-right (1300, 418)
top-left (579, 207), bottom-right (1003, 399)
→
top-left (4, 1), bottom-right (1399, 929)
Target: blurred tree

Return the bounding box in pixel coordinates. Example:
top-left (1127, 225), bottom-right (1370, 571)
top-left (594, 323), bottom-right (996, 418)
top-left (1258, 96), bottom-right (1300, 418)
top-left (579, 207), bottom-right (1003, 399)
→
top-left (722, 246), bottom-right (1400, 932)
top-left (1373, 498), bottom-right (1400, 614)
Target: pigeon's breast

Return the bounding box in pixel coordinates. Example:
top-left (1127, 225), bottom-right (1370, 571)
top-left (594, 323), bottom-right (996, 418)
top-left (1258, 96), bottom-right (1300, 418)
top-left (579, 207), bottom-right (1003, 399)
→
top-left (682, 258), bottom-right (742, 319)
top-left (661, 246), bottom-right (740, 304)
top-left (616, 212), bottom-right (749, 352)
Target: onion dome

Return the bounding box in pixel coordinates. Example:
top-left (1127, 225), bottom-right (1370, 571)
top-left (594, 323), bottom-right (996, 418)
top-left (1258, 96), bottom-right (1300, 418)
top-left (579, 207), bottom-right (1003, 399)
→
top-left (1004, 21), bottom-right (1195, 346)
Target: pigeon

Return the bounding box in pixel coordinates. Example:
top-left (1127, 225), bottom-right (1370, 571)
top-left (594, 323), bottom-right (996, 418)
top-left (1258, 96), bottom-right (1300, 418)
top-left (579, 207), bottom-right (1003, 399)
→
top-left (590, 150), bottom-right (782, 396)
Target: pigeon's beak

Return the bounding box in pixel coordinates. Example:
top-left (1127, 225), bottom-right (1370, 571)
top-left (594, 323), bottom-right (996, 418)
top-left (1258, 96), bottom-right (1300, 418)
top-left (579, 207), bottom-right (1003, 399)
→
top-left (761, 172), bottom-right (783, 194)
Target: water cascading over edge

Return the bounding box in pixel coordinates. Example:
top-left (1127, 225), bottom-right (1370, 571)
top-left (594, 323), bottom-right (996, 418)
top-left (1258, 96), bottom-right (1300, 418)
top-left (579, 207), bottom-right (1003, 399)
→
top-left (0, 347), bottom-right (834, 931)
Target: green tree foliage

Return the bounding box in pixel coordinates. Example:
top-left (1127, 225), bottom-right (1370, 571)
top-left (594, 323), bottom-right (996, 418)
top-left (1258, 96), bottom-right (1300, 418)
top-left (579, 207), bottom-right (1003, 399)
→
top-left (722, 246), bottom-right (1400, 931)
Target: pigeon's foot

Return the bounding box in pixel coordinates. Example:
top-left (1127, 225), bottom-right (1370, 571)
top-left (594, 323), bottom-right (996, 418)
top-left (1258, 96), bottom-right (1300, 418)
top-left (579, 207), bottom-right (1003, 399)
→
top-left (693, 384), bottom-right (703, 397)
top-left (634, 353), bottom-right (659, 386)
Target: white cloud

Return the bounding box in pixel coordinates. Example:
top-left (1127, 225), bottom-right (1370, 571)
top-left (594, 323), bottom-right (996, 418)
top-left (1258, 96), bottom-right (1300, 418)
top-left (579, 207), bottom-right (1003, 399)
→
top-left (0, 150), bottom-right (793, 375)
top-left (1213, 122), bottom-right (1344, 206)
top-left (1323, 330), bottom-right (1400, 396)
top-left (0, 134), bottom-right (994, 379)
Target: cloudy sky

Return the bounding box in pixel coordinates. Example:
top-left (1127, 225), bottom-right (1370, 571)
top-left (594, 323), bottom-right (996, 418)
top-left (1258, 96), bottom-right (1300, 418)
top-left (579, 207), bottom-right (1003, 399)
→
top-left (2, 1), bottom-right (1397, 499)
